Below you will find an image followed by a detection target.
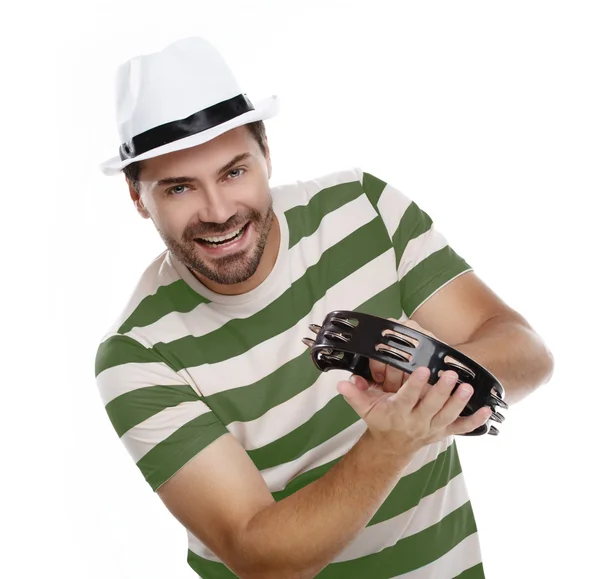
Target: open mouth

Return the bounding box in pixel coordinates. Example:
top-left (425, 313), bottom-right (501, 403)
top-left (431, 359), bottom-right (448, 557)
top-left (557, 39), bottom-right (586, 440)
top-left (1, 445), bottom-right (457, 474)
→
top-left (194, 222), bottom-right (250, 248)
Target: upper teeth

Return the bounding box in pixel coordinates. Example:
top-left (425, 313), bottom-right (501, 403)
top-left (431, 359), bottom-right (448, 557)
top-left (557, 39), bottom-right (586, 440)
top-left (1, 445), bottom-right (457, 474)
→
top-left (199, 226), bottom-right (244, 243)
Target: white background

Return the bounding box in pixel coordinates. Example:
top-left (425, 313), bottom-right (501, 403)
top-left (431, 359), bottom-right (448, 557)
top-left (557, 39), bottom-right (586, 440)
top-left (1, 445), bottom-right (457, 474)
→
top-left (2, 0), bottom-right (598, 577)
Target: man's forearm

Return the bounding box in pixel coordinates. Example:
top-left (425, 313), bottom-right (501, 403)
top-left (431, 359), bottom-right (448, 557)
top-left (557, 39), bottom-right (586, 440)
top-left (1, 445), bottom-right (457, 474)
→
top-left (236, 430), bottom-right (414, 579)
top-left (453, 313), bottom-right (554, 405)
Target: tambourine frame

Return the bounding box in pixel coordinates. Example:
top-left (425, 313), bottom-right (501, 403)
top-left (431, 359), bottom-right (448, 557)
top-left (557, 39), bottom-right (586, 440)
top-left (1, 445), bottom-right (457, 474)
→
top-left (303, 310), bottom-right (508, 436)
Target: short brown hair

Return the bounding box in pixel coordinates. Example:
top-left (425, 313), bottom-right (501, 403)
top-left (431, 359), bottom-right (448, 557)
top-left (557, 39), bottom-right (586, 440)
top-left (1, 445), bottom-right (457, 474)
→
top-left (123, 120), bottom-right (268, 190)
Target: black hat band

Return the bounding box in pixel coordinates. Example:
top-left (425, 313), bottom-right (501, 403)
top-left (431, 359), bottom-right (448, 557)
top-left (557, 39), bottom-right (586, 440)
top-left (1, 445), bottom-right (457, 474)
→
top-left (119, 93), bottom-right (255, 161)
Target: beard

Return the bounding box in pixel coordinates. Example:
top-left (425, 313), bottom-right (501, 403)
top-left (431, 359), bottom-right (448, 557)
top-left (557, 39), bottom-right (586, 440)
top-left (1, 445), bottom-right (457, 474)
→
top-left (158, 200), bottom-right (275, 286)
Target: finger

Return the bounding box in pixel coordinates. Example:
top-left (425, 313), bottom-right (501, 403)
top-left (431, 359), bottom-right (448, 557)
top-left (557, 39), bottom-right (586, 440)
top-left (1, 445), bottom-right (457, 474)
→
top-left (369, 358), bottom-right (387, 384)
top-left (416, 370), bottom-right (460, 418)
top-left (430, 380), bottom-right (474, 428)
top-left (447, 406), bottom-right (493, 436)
top-left (381, 365), bottom-right (408, 393)
top-left (417, 369), bottom-right (455, 401)
top-left (389, 366), bottom-right (431, 409)
top-left (350, 374), bottom-right (370, 391)
top-left (336, 379), bottom-right (388, 419)
top-left (418, 379), bottom-right (432, 401)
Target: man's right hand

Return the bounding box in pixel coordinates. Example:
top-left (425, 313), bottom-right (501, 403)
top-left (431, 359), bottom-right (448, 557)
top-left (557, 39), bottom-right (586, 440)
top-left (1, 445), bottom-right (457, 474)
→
top-left (157, 365), bottom-right (490, 579)
top-left (337, 366), bottom-right (492, 457)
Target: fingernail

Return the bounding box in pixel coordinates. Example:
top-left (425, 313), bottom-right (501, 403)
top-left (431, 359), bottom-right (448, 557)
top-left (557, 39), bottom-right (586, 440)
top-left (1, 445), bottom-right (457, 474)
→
top-left (374, 373), bottom-right (384, 383)
top-left (459, 386), bottom-right (472, 398)
top-left (415, 367), bottom-right (429, 379)
top-left (349, 375), bottom-right (357, 384)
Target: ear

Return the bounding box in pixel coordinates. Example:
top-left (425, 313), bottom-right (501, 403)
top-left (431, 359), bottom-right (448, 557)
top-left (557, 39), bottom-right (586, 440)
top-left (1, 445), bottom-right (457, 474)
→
top-left (127, 178), bottom-right (150, 219)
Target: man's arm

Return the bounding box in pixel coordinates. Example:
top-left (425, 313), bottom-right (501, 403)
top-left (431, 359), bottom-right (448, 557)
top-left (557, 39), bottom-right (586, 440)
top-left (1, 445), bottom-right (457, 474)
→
top-left (158, 430), bottom-right (413, 579)
top-left (96, 333), bottom-right (416, 578)
top-left (157, 368), bottom-right (489, 579)
top-left (410, 271), bottom-right (555, 405)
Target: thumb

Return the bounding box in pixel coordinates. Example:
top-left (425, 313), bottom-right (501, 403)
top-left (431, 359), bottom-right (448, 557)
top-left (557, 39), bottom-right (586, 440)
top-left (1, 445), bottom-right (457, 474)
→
top-left (337, 379), bottom-right (381, 418)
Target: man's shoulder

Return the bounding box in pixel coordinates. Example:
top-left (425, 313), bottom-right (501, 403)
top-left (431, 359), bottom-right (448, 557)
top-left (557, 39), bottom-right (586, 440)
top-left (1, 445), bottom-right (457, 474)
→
top-left (271, 167), bottom-right (366, 207)
top-left (98, 249), bottom-right (184, 341)
top-left (299, 166), bottom-right (365, 191)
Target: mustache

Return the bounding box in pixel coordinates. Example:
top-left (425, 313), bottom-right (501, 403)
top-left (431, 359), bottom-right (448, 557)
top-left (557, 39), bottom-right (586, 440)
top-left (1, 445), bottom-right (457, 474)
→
top-left (183, 210), bottom-right (262, 242)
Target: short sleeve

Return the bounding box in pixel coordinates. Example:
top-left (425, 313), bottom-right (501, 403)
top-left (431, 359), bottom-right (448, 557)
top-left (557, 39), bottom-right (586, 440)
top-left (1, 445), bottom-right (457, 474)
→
top-left (95, 334), bottom-right (229, 491)
top-left (361, 170), bottom-right (473, 317)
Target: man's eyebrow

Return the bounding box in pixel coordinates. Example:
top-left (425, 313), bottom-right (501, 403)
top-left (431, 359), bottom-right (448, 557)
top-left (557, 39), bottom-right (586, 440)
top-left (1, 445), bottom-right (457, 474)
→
top-left (155, 176), bottom-right (198, 187)
top-left (153, 153), bottom-right (252, 188)
top-left (217, 152), bottom-right (251, 176)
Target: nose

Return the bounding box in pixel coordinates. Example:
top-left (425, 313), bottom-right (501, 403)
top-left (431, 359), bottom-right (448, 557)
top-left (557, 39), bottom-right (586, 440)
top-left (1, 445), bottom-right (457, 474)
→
top-left (196, 184), bottom-right (236, 224)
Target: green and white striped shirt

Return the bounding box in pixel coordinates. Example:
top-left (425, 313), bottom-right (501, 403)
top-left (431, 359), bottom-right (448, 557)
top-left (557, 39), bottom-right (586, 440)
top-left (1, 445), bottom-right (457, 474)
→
top-left (95, 167), bottom-right (485, 578)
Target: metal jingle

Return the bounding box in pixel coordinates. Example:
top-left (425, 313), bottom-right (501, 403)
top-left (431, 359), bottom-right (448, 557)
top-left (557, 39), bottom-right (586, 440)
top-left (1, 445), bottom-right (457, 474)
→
top-left (376, 343), bottom-right (411, 363)
top-left (488, 425), bottom-right (500, 436)
top-left (301, 337), bottom-right (315, 348)
top-left (318, 361), bottom-right (337, 370)
top-left (444, 361), bottom-right (476, 380)
top-left (317, 350), bottom-right (345, 362)
top-left (330, 316), bottom-right (357, 329)
top-left (308, 324), bottom-right (322, 334)
top-left (323, 330), bottom-right (351, 343)
top-left (322, 355), bottom-right (345, 363)
top-left (393, 337), bottom-right (416, 349)
top-left (492, 387), bottom-right (508, 402)
top-left (489, 411), bottom-right (505, 424)
top-left (382, 330), bottom-right (416, 349)
top-left (490, 393), bottom-right (509, 410)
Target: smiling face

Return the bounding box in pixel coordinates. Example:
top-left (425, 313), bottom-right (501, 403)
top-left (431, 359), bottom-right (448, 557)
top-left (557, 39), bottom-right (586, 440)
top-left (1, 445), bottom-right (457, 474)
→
top-left (129, 126), bottom-right (279, 295)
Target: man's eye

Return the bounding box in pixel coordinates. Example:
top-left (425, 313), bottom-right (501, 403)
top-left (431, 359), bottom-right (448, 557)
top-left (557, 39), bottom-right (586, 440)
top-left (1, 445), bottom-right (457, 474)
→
top-left (168, 185), bottom-right (189, 195)
top-left (227, 168), bottom-right (245, 179)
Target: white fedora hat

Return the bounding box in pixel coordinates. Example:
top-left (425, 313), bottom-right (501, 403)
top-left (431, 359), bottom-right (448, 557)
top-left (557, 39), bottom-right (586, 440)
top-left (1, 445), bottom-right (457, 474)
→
top-left (100, 37), bottom-right (279, 176)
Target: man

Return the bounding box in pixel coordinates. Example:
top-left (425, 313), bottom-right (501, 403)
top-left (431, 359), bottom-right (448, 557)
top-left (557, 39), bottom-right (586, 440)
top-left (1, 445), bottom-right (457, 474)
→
top-left (95, 37), bottom-right (554, 578)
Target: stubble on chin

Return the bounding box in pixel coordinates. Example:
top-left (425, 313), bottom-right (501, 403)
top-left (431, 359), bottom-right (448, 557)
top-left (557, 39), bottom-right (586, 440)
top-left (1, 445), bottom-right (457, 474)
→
top-left (159, 204), bottom-right (275, 286)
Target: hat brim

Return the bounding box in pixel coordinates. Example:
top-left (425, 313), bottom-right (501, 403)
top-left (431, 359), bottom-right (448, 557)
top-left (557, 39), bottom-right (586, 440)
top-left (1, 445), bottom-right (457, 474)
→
top-left (100, 95), bottom-right (279, 176)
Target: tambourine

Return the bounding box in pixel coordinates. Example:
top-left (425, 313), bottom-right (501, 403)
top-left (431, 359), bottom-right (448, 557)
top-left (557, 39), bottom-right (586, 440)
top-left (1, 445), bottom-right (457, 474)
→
top-left (302, 310), bottom-right (508, 436)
